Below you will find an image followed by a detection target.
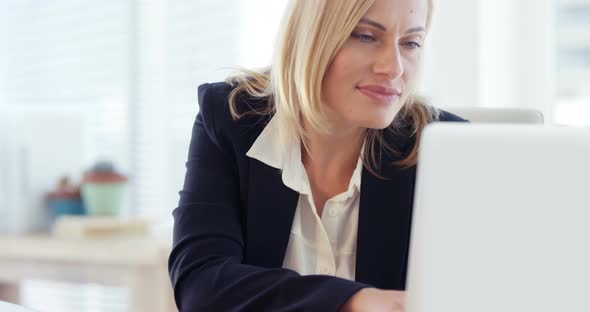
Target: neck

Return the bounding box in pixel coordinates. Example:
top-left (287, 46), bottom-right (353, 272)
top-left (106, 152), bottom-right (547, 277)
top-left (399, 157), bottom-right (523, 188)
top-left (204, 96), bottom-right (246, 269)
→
top-left (300, 118), bottom-right (365, 214)
top-left (301, 122), bottom-right (365, 180)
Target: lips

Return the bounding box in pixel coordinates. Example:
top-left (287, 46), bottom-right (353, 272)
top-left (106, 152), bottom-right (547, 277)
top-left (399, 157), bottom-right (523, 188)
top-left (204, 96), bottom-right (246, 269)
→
top-left (357, 85), bottom-right (401, 105)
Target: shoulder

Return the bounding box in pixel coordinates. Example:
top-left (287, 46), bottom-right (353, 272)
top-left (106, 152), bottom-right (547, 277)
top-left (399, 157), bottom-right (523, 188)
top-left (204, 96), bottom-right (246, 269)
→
top-left (197, 82), bottom-right (237, 128)
top-left (435, 109), bottom-right (469, 123)
top-left (197, 81), bottom-right (235, 112)
top-left (197, 81), bottom-right (270, 141)
top-left (197, 82), bottom-right (230, 124)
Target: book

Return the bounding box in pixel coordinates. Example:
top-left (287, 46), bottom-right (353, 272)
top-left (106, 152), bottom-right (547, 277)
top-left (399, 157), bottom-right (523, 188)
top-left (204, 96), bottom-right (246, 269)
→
top-left (52, 216), bottom-right (149, 238)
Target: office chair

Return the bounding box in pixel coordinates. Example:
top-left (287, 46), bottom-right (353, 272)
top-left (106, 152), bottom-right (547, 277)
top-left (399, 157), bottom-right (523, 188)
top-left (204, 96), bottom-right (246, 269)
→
top-left (446, 107), bottom-right (544, 124)
top-left (0, 301), bottom-right (38, 312)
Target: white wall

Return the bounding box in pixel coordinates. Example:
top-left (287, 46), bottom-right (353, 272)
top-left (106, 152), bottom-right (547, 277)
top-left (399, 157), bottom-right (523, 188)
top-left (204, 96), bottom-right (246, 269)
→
top-left (239, 0), bottom-right (289, 68)
top-left (421, 0), bottom-right (481, 109)
top-left (422, 0), bottom-right (555, 120)
top-left (515, 0), bottom-right (555, 120)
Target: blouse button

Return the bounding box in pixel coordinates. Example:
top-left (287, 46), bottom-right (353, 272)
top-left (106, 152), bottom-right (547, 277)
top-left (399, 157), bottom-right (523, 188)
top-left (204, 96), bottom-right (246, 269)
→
top-left (328, 207), bottom-right (339, 217)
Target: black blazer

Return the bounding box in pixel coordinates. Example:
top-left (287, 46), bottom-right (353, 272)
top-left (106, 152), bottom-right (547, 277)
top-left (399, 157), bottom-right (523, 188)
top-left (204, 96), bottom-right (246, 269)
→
top-left (169, 82), bottom-right (466, 311)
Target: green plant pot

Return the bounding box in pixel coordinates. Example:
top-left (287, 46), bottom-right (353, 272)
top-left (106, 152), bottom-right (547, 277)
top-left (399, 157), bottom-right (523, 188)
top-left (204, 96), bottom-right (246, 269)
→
top-left (81, 182), bottom-right (126, 216)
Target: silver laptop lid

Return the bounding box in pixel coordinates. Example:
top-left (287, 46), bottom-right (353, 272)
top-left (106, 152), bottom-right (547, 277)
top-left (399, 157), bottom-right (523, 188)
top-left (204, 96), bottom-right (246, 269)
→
top-left (407, 124), bottom-right (590, 312)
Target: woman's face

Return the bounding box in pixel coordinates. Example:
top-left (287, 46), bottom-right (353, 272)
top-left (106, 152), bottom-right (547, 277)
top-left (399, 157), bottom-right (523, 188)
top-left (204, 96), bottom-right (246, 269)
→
top-left (322, 0), bottom-right (428, 131)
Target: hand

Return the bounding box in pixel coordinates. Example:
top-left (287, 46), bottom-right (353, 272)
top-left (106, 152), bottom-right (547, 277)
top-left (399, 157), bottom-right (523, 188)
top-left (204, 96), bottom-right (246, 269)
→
top-left (340, 288), bottom-right (405, 312)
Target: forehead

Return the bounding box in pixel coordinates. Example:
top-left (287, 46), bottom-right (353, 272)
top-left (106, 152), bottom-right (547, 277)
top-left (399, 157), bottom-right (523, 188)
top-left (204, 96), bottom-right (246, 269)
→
top-left (362, 0), bottom-right (428, 31)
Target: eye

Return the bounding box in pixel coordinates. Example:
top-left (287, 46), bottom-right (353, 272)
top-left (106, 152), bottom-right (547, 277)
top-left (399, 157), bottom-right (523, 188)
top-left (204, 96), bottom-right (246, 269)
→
top-left (402, 41), bottom-right (422, 49)
top-left (351, 32), bottom-right (377, 42)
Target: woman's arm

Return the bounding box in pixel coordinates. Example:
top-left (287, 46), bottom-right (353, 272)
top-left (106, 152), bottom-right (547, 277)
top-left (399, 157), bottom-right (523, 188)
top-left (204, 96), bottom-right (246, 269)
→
top-left (168, 83), bottom-right (369, 311)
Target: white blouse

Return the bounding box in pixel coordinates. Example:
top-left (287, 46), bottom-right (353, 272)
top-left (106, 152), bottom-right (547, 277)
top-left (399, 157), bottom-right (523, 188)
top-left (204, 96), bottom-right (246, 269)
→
top-left (246, 115), bottom-right (362, 280)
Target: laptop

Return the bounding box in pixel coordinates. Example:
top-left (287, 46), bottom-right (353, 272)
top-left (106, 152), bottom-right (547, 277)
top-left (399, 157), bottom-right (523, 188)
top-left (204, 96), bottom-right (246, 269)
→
top-left (406, 124), bottom-right (590, 312)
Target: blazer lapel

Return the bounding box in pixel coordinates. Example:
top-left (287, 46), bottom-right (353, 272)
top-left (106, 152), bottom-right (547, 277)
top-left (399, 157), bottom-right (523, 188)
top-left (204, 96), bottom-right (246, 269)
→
top-left (244, 157), bottom-right (299, 268)
top-left (242, 115), bottom-right (418, 285)
top-left (355, 164), bottom-right (417, 290)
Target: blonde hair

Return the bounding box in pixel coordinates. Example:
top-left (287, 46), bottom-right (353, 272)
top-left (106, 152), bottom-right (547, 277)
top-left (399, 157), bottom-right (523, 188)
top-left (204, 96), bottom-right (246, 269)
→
top-left (227, 0), bottom-right (438, 175)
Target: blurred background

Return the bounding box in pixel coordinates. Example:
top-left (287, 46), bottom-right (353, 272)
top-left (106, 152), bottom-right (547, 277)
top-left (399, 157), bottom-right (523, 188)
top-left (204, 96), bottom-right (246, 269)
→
top-left (0, 0), bottom-right (588, 311)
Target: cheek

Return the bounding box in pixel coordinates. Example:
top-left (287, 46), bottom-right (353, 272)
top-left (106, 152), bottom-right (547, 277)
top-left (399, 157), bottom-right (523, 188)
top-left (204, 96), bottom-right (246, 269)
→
top-left (324, 48), bottom-right (368, 100)
top-left (326, 54), bottom-right (354, 87)
top-left (327, 44), bottom-right (371, 82)
top-left (402, 54), bottom-right (422, 83)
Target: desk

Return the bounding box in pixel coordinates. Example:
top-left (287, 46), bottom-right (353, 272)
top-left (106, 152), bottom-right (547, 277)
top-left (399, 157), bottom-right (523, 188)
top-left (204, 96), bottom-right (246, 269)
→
top-left (0, 300), bottom-right (36, 312)
top-left (0, 235), bottom-right (176, 312)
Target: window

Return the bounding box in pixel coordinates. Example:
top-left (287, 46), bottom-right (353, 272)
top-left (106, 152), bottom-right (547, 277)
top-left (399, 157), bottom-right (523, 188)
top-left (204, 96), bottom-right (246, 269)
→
top-left (0, 1), bottom-right (287, 310)
top-left (0, 0), bottom-right (288, 225)
top-left (553, 0), bottom-right (590, 125)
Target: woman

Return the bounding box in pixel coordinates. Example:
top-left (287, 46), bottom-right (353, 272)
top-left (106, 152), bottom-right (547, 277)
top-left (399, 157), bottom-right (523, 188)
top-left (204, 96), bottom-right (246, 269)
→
top-left (169, 0), bottom-right (465, 311)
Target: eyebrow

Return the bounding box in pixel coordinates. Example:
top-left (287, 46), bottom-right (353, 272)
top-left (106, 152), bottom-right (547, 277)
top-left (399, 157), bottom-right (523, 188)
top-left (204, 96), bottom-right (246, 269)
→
top-left (358, 18), bottom-right (425, 34)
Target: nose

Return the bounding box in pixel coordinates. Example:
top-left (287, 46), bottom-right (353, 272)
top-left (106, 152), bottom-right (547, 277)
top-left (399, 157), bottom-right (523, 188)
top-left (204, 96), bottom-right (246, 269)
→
top-left (372, 44), bottom-right (403, 80)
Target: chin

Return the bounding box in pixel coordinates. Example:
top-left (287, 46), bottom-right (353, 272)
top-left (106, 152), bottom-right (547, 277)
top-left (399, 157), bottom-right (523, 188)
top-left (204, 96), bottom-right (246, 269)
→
top-left (367, 121), bottom-right (392, 130)
top-left (360, 118), bottom-right (395, 130)
top-left (361, 112), bottom-right (398, 130)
